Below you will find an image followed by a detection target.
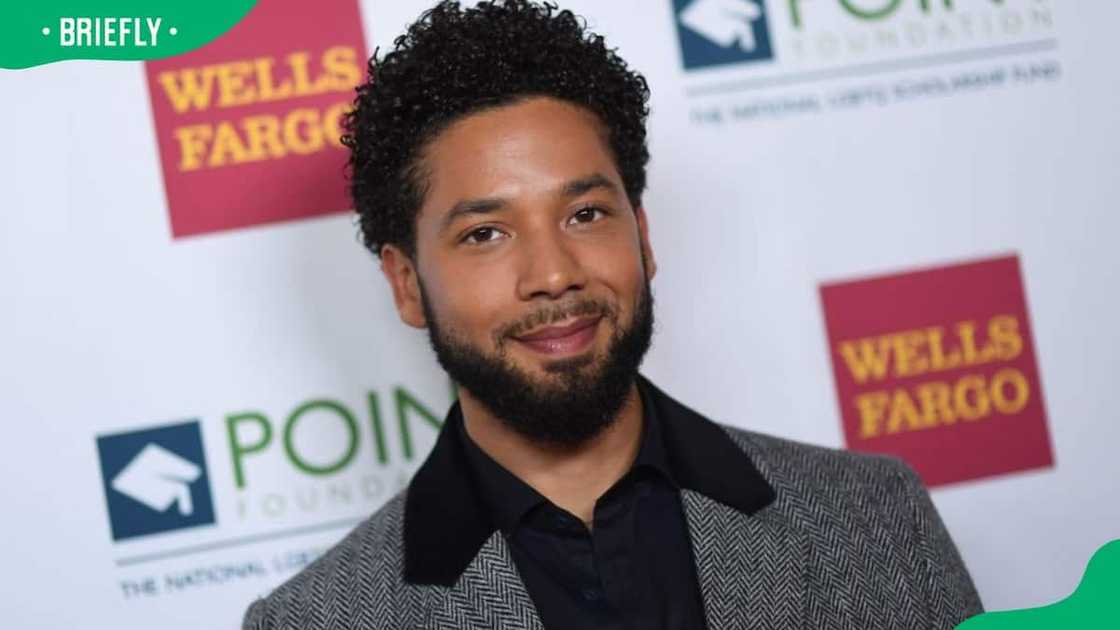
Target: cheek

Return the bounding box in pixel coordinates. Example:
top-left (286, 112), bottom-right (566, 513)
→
top-left (427, 264), bottom-right (515, 339)
top-left (582, 238), bottom-right (646, 296)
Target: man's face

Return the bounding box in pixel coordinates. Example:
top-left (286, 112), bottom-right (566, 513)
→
top-left (381, 97), bottom-right (657, 446)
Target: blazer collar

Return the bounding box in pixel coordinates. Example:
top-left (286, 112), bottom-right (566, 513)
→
top-left (403, 373), bottom-right (777, 586)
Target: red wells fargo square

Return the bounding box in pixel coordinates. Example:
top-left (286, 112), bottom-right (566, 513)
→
top-left (819, 255), bottom-right (1054, 487)
top-left (145, 0), bottom-right (368, 238)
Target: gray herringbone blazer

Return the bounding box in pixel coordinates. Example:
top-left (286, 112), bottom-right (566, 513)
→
top-left (244, 379), bottom-right (983, 629)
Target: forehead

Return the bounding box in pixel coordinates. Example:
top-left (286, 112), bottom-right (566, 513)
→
top-left (416, 97), bottom-right (623, 213)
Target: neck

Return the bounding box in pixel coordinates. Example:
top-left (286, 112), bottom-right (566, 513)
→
top-left (459, 381), bottom-right (644, 527)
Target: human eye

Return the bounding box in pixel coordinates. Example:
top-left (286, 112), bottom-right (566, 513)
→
top-left (460, 225), bottom-right (507, 245)
top-left (568, 205), bottom-right (608, 225)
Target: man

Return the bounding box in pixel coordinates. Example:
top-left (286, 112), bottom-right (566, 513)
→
top-left (243, 1), bottom-right (983, 628)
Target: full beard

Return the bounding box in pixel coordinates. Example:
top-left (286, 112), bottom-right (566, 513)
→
top-left (419, 277), bottom-right (655, 448)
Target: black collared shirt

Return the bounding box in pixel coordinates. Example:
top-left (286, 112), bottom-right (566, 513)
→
top-left (458, 378), bottom-right (709, 630)
top-left (402, 375), bottom-right (777, 626)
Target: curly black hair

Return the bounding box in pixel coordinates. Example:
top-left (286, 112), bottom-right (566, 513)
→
top-left (341, 0), bottom-right (651, 260)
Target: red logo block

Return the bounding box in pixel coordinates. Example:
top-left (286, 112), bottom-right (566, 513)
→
top-left (820, 255), bottom-right (1054, 487)
top-left (145, 0), bottom-right (368, 238)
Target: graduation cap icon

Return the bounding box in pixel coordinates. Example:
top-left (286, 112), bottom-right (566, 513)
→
top-left (679, 0), bottom-right (764, 52)
top-left (110, 443), bottom-right (202, 516)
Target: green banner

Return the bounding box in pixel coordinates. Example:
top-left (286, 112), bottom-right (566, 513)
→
top-left (958, 540), bottom-right (1120, 629)
top-left (1, 0), bottom-right (257, 69)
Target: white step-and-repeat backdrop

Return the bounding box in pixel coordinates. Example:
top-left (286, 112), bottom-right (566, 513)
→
top-left (2, 0), bottom-right (1117, 627)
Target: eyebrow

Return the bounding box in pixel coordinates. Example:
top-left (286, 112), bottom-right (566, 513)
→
top-left (438, 173), bottom-right (620, 235)
top-left (560, 173), bottom-right (618, 198)
top-left (438, 197), bottom-right (506, 235)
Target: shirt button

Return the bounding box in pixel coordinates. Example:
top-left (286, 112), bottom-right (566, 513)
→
top-left (581, 587), bottom-right (601, 601)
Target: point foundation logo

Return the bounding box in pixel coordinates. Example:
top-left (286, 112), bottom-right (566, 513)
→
top-left (820, 255), bottom-right (1054, 487)
top-left (675, 0), bottom-right (1056, 72)
top-left (94, 384), bottom-right (447, 550)
top-left (144, 0), bottom-right (368, 238)
top-left (673, 0), bottom-right (774, 69)
top-left (97, 420), bottom-right (217, 541)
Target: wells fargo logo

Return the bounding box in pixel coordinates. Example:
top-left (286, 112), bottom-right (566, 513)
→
top-left (820, 255), bottom-right (1054, 487)
top-left (144, 0), bottom-right (367, 238)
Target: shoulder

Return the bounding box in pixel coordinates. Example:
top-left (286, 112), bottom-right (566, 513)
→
top-left (717, 424), bottom-right (927, 520)
top-left (242, 491), bottom-right (418, 630)
top-left (716, 426), bottom-right (984, 618)
top-left (722, 424), bottom-right (918, 485)
top-left (641, 373), bottom-right (927, 522)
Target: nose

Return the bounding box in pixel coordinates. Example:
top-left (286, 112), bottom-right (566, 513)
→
top-left (515, 226), bottom-right (588, 301)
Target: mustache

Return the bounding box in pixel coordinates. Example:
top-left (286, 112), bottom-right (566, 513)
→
top-left (496, 299), bottom-right (618, 344)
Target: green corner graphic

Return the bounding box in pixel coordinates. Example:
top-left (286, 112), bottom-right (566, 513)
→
top-left (957, 539), bottom-right (1120, 629)
top-left (1, 0), bottom-right (257, 69)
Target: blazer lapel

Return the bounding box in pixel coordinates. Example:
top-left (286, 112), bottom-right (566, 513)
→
top-left (682, 489), bottom-right (807, 630)
top-left (425, 532), bottom-right (544, 630)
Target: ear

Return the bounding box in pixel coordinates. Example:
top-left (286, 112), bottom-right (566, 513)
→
top-left (379, 244), bottom-right (427, 329)
top-left (635, 205), bottom-right (657, 280)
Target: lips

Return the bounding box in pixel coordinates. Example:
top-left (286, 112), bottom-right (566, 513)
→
top-left (513, 316), bottom-right (602, 356)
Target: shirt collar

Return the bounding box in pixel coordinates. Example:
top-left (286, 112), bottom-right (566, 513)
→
top-left (632, 378), bottom-right (678, 483)
top-left (456, 376), bottom-right (677, 536)
top-left (403, 373), bottom-right (776, 586)
top-left (457, 416), bottom-right (544, 536)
